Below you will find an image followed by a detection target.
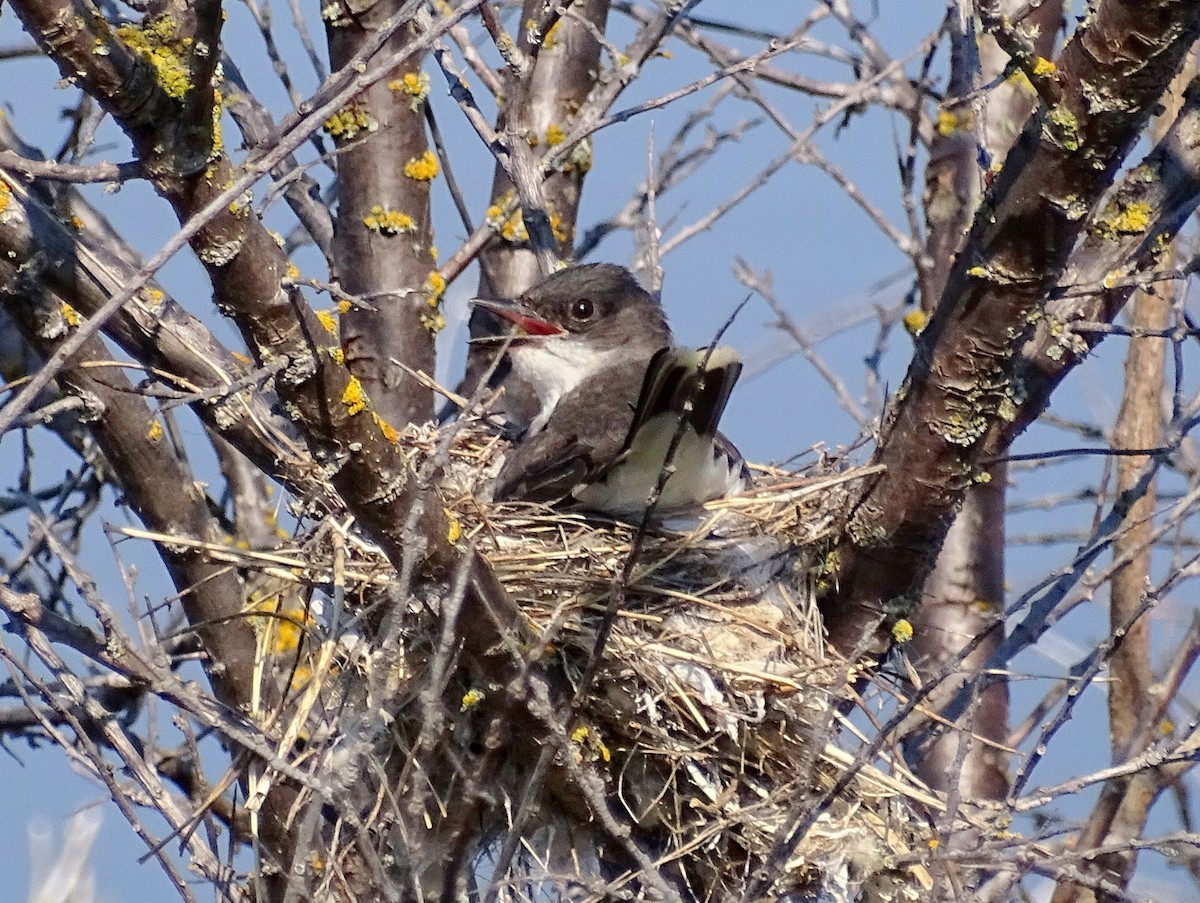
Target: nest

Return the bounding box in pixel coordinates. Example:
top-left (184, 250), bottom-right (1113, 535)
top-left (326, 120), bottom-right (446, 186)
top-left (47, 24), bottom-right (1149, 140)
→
top-left (132, 417), bottom-right (947, 902)
top-left (429, 422), bottom-right (938, 901)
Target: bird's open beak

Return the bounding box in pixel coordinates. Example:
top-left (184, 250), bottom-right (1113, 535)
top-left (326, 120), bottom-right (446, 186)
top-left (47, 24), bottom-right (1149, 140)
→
top-left (470, 298), bottom-right (564, 337)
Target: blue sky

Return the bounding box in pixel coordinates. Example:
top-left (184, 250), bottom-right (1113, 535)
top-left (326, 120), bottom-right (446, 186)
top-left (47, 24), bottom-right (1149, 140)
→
top-left (3, 2), bottom-right (1199, 900)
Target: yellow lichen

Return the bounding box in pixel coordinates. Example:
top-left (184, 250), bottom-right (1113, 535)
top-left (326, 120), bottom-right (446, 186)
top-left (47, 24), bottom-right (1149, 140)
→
top-left (288, 664), bottom-right (315, 691)
top-left (327, 346), bottom-right (345, 365)
top-left (1104, 199), bottom-right (1152, 236)
top-left (321, 2), bottom-right (349, 26)
top-left (997, 395), bottom-right (1017, 422)
top-left (891, 619), bottom-right (914, 644)
top-left (373, 412), bottom-right (399, 444)
top-left (941, 410), bottom-right (987, 445)
top-left (461, 688), bottom-right (485, 711)
top-left (250, 593), bottom-right (315, 655)
top-left (425, 270), bottom-right (447, 304)
top-left (499, 216), bottom-right (527, 242)
top-left (1032, 56), bottom-right (1057, 77)
top-left (490, 204), bottom-right (527, 242)
top-left (337, 300), bottom-right (352, 314)
top-left (570, 724), bottom-right (611, 763)
top-left (286, 261), bottom-right (301, 280)
top-left (542, 19), bottom-right (562, 49)
top-left (1045, 105), bottom-right (1081, 151)
top-left (563, 137), bottom-right (593, 174)
top-left (1006, 67), bottom-right (1034, 93)
top-left (363, 205), bottom-right (415, 235)
top-left (403, 149), bottom-right (439, 182)
top-left (549, 211), bottom-right (571, 245)
top-left (485, 196), bottom-right (529, 242)
top-left (228, 190), bottom-right (253, 218)
top-left (115, 17), bottom-right (193, 101)
top-left (545, 123), bottom-right (566, 146)
top-left (316, 309), bottom-right (338, 335)
top-left (147, 419), bottom-right (164, 442)
top-left (388, 70), bottom-right (430, 111)
top-left (210, 88), bottom-right (224, 158)
top-left (446, 511), bottom-right (462, 543)
top-left (936, 108), bottom-right (973, 137)
top-left (420, 310), bottom-right (447, 333)
top-left (902, 309), bottom-right (927, 337)
top-left (341, 376), bottom-right (367, 415)
top-left (60, 302), bottom-right (81, 327)
top-left (323, 103), bottom-right (377, 140)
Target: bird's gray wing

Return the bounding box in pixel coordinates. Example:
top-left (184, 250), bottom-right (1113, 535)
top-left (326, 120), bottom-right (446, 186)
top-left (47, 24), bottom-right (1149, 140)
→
top-left (492, 389), bottom-right (636, 503)
top-left (625, 346), bottom-right (743, 443)
top-left (493, 431), bottom-right (595, 503)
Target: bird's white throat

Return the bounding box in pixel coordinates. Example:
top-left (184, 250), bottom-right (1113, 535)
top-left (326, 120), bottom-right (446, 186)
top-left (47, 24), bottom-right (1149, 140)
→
top-left (510, 338), bottom-right (626, 433)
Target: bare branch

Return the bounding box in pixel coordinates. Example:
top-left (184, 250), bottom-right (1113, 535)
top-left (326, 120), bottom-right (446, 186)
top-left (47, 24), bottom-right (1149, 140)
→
top-left (825, 1), bottom-right (1200, 655)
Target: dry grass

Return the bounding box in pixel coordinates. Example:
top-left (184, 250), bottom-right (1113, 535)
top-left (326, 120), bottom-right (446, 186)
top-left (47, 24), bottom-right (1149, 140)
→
top-left (124, 417), bottom-right (953, 901)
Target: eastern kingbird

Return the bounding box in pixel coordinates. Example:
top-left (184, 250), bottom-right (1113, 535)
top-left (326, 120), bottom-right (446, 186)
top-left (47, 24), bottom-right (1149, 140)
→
top-left (472, 264), bottom-right (750, 518)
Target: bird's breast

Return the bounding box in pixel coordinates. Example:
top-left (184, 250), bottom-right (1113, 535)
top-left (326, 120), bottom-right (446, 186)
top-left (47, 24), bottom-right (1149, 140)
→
top-left (511, 339), bottom-right (637, 433)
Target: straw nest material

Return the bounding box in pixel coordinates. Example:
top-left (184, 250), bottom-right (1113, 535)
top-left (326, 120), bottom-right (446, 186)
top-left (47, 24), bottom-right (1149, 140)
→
top-left (427, 419), bottom-right (939, 901)
top-left (136, 415), bottom-right (950, 902)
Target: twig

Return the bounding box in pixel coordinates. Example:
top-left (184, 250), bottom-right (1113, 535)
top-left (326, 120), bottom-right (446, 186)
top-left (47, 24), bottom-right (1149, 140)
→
top-left (0, 151), bottom-right (140, 183)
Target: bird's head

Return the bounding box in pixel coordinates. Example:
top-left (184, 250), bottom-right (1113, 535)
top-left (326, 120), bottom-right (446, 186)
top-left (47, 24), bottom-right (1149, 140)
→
top-left (472, 263), bottom-right (671, 355)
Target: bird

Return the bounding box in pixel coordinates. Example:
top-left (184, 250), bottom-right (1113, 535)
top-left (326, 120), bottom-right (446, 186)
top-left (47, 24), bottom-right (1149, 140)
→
top-left (470, 263), bottom-right (750, 519)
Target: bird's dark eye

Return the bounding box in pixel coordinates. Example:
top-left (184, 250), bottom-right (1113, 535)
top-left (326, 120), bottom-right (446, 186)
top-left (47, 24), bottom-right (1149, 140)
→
top-left (571, 298), bottom-right (595, 321)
